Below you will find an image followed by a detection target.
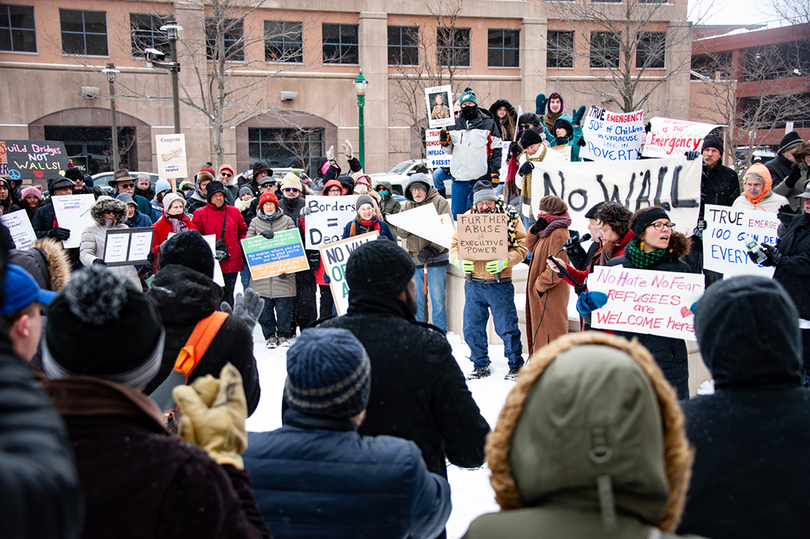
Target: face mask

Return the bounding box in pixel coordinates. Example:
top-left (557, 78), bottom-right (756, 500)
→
top-left (378, 190), bottom-right (389, 196)
top-left (462, 105), bottom-right (478, 120)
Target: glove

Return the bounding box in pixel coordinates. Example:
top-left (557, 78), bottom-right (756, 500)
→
top-left (761, 243), bottom-right (781, 266)
top-left (576, 291), bottom-right (608, 316)
top-left (529, 219), bottom-right (547, 236)
top-left (486, 259), bottom-right (508, 274)
top-left (535, 93), bottom-right (547, 115)
top-left (300, 204), bottom-right (312, 216)
top-left (48, 227), bottom-right (71, 240)
top-left (343, 139), bottom-right (353, 160)
top-left (417, 246), bottom-right (439, 264)
top-left (684, 150), bottom-right (700, 161)
top-left (260, 229), bottom-right (275, 240)
top-left (454, 257), bottom-right (474, 274)
top-left (326, 145), bottom-right (336, 163)
top-left (147, 251), bottom-right (155, 265)
top-left (562, 233), bottom-right (580, 251)
top-left (779, 204), bottom-right (797, 215)
top-left (174, 363), bottom-right (248, 469)
top-left (785, 165), bottom-right (801, 189)
top-left (220, 288), bottom-right (264, 333)
top-left (509, 142), bottom-right (522, 159)
top-left (490, 171), bottom-right (500, 185)
top-left (572, 105), bottom-right (586, 126)
top-left (519, 161), bottom-right (534, 176)
top-left (696, 219), bottom-right (707, 232)
top-left (439, 128), bottom-right (451, 146)
top-left (93, 259), bottom-right (106, 266)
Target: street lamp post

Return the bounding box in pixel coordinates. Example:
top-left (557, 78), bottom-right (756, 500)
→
top-left (160, 24), bottom-right (183, 134)
top-left (354, 71), bottom-right (368, 171)
top-left (101, 63), bottom-right (120, 171)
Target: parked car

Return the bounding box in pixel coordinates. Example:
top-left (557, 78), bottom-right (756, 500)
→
top-left (90, 171), bottom-right (160, 196)
top-left (369, 159), bottom-right (437, 197)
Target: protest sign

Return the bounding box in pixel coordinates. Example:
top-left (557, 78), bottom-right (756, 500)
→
top-left (456, 214), bottom-right (508, 260)
top-left (0, 140), bottom-right (69, 181)
top-left (103, 227), bottom-right (154, 266)
top-left (426, 129), bottom-right (452, 169)
top-left (241, 229), bottom-right (308, 280)
top-left (155, 134), bottom-right (188, 181)
top-left (1, 210), bottom-right (36, 250)
top-left (530, 156), bottom-right (701, 236)
top-left (319, 232), bottom-right (379, 315)
top-left (386, 203), bottom-right (455, 249)
top-left (642, 118), bottom-right (723, 158)
top-left (499, 141), bottom-right (511, 178)
top-left (52, 194), bottom-right (95, 249)
top-left (588, 265), bottom-right (704, 341)
top-left (425, 85), bottom-right (454, 129)
top-left (702, 204), bottom-right (779, 277)
top-left (304, 195), bottom-right (359, 249)
top-left (580, 106), bottom-right (644, 161)
top-left (167, 232), bottom-right (224, 285)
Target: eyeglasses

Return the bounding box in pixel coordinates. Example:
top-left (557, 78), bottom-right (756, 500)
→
top-left (220, 173), bottom-right (232, 178)
top-left (259, 183), bottom-right (276, 189)
top-left (283, 187), bottom-right (299, 193)
top-left (102, 209), bottom-right (116, 215)
top-left (119, 183), bottom-right (134, 189)
top-left (519, 124), bottom-right (533, 129)
top-left (649, 222), bottom-right (675, 231)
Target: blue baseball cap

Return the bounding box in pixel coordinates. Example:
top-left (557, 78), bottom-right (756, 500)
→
top-left (1, 265), bottom-right (58, 317)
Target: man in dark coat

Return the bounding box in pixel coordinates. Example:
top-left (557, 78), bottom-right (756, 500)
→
top-left (244, 328), bottom-right (451, 539)
top-left (144, 231), bottom-right (261, 415)
top-left (32, 177), bottom-right (82, 270)
top-left (678, 276), bottom-right (810, 538)
top-left (765, 130), bottom-right (803, 186)
top-left (317, 239), bottom-right (490, 478)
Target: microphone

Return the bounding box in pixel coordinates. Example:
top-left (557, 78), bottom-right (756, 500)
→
top-left (557, 233), bottom-right (592, 256)
top-left (578, 233), bottom-right (592, 243)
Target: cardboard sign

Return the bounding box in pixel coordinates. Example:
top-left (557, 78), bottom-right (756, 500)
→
top-left (386, 203), bottom-right (455, 249)
top-left (304, 195), bottom-right (359, 249)
top-left (425, 85), bottom-right (454, 129)
top-left (530, 156), bottom-right (701, 238)
top-left (580, 106), bottom-right (644, 161)
top-left (1, 210), bottom-right (36, 250)
top-left (702, 204), bottom-right (779, 277)
top-left (0, 140), bottom-right (69, 180)
top-left (318, 232), bottom-right (379, 316)
top-left (155, 134), bottom-right (188, 181)
top-left (103, 227), bottom-right (154, 266)
top-left (588, 265), bottom-right (704, 341)
top-left (52, 194), bottom-right (95, 249)
top-left (642, 118), bottom-right (723, 158)
top-left (426, 129), bottom-right (452, 169)
top-left (241, 229), bottom-right (308, 280)
top-left (456, 214), bottom-right (508, 260)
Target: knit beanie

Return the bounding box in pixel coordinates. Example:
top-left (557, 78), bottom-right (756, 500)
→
top-left (631, 207), bottom-right (670, 238)
top-left (459, 87), bottom-right (478, 106)
top-left (473, 180), bottom-right (497, 205)
top-left (160, 230), bottom-right (215, 278)
top-left (64, 167), bottom-right (84, 182)
top-left (20, 185), bottom-right (43, 201)
top-left (346, 239), bottom-right (415, 296)
top-left (238, 186), bottom-right (254, 198)
top-left (284, 328), bottom-right (371, 419)
top-left (355, 194), bottom-right (375, 213)
top-left (259, 192), bottom-right (279, 211)
top-left (42, 266), bottom-right (165, 389)
top-left (205, 180), bottom-right (227, 202)
top-left (154, 179), bottom-right (172, 195)
top-left (701, 134), bottom-right (724, 156)
top-left (218, 164), bottom-right (236, 177)
top-left (162, 192), bottom-right (186, 212)
top-left (778, 131), bottom-right (803, 155)
top-left (539, 195), bottom-right (568, 216)
top-left (281, 172), bottom-right (302, 192)
top-left (518, 112), bottom-right (540, 127)
top-left (520, 129), bottom-right (543, 149)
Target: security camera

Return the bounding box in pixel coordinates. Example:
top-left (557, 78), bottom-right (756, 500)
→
top-left (144, 48), bottom-right (165, 61)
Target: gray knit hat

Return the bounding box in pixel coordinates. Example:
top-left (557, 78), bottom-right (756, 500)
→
top-left (472, 180), bottom-right (497, 206)
top-left (284, 328), bottom-right (371, 419)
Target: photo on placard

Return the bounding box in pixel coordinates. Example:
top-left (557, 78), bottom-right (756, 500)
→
top-left (425, 85), bottom-right (455, 129)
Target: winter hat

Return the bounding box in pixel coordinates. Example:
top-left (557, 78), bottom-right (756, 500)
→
top-left (459, 87), bottom-right (478, 106)
top-left (20, 185), bottom-right (43, 201)
top-left (160, 230), bottom-right (215, 278)
top-left (520, 129), bottom-right (543, 149)
top-left (473, 180), bottom-right (498, 205)
top-left (323, 179), bottom-right (343, 194)
top-left (346, 238), bottom-right (415, 296)
top-left (205, 180), bottom-right (227, 202)
top-left (778, 131), bottom-right (803, 155)
top-left (584, 201), bottom-right (605, 219)
top-left (162, 192), bottom-right (186, 212)
top-left (743, 163), bottom-right (773, 193)
top-left (64, 167), bottom-right (84, 182)
top-left (239, 186), bottom-right (254, 198)
top-left (42, 266), bottom-right (165, 389)
top-left (1, 264), bottom-right (58, 317)
top-left (353, 174), bottom-right (371, 188)
top-left (355, 194), bottom-right (375, 212)
top-left (258, 175), bottom-right (277, 187)
top-left (337, 174), bottom-right (355, 194)
top-left (281, 173), bottom-right (302, 192)
top-left (179, 180), bottom-right (194, 191)
top-left (154, 179), bottom-right (172, 195)
top-left (518, 112), bottom-right (540, 127)
top-left (539, 195), bottom-right (568, 216)
top-left (116, 193), bottom-right (136, 206)
top-left (252, 161), bottom-right (272, 177)
top-left (284, 328), bottom-right (371, 419)
top-left (631, 207), bottom-right (670, 238)
top-left (701, 134), bottom-right (724, 156)
top-left (218, 164), bottom-right (236, 177)
top-left (407, 174), bottom-right (431, 196)
top-left (259, 192), bottom-right (279, 211)
top-left (49, 177), bottom-right (75, 193)
top-left (200, 163), bottom-right (216, 176)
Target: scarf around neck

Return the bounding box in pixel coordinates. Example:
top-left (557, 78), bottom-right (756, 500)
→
top-left (534, 212), bottom-right (572, 238)
top-left (472, 199), bottom-right (520, 247)
top-left (626, 237), bottom-right (667, 269)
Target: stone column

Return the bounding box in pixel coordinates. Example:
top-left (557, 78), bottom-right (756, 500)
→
top-left (521, 18), bottom-right (548, 115)
top-left (358, 11), bottom-right (388, 173)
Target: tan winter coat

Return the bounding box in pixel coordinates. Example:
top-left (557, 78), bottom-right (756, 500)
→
top-left (79, 196), bottom-right (141, 289)
top-left (450, 209), bottom-right (528, 281)
top-left (246, 211), bottom-right (297, 299)
top-left (400, 179), bottom-right (452, 265)
top-left (525, 223), bottom-right (570, 354)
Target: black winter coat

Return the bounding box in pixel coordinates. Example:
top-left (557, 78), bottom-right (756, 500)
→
top-left (699, 162), bottom-right (740, 221)
top-left (144, 264), bottom-right (261, 415)
top-left (773, 212), bottom-right (810, 319)
top-left (765, 154), bottom-right (795, 185)
top-left (317, 291), bottom-right (490, 477)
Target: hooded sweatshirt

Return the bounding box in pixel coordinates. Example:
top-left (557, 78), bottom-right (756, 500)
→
top-left (544, 92), bottom-right (565, 135)
top-left (400, 176), bottom-right (451, 266)
top-left (552, 114), bottom-right (583, 162)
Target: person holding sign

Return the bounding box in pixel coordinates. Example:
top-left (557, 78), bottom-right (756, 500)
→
top-left (247, 192), bottom-right (297, 349)
top-left (342, 195), bottom-right (395, 241)
top-left (79, 196), bottom-right (141, 289)
top-left (732, 164), bottom-right (788, 213)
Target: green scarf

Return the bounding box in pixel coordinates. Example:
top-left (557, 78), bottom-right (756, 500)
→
top-left (625, 238), bottom-right (666, 269)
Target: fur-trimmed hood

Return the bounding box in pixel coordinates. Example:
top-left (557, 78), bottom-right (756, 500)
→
top-left (90, 196), bottom-right (127, 227)
top-left (664, 231), bottom-right (691, 259)
top-left (485, 332), bottom-right (693, 533)
top-left (489, 99), bottom-right (517, 123)
top-left (32, 237), bottom-right (71, 292)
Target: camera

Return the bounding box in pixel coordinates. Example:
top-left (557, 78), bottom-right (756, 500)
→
top-left (144, 48), bottom-right (166, 68)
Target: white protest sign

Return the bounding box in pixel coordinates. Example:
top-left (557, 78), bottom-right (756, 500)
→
top-left (304, 195), bottom-right (359, 249)
top-left (52, 194), bottom-right (95, 249)
top-left (588, 265), bottom-right (704, 341)
top-left (318, 232), bottom-right (379, 316)
top-left (642, 118), bottom-right (723, 158)
top-left (386, 203), bottom-right (455, 249)
top-left (155, 133), bottom-right (188, 181)
top-left (426, 129), bottom-right (452, 169)
top-left (103, 228), bottom-right (154, 266)
top-left (425, 85), bottom-right (454, 129)
top-left (580, 105), bottom-right (644, 161)
top-left (702, 204), bottom-right (779, 277)
top-left (1, 210), bottom-right (36, 250)
top-left (500, 141), bottom-right (511, 178)
top-left (531, 156), bottom-right (701, 236)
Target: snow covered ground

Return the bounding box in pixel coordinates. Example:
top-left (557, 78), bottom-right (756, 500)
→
top-left (244, 322), bottom-right (515, 538)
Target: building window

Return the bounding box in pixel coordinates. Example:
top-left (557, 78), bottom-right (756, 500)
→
top-left (60, 9), bottom-right (108, 56)
top-left (0, 4), bottom-right (36, 53)
top-left (590, 31), bottom-right (620, 69)
top-left (437, 27), bottom-right (470, 67)
top-left (636, 32), bottom-right (665, 69)
top-left (388, 25), bottom-right (418, 66)
top-left (265, 21), bottom-right (302, 63)
top-left (130, 13), bottom-right (170, 58)
top-left (248, 128), bottom-right (324, 175)
top-left (547, 30), bottom-right (574, 68)
top-left (323, 23), bottom-right (358, 64)
top-left (488, 29), bottom-right (519, 67)
top-left (206, 18), bottom-right (244, 62)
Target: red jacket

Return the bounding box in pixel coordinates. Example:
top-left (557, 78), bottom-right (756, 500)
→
top-left (151, 214), bottom-right (194, 271)
top-left (190, 203), bottom-right (248, 274)
top-left (564, 230), bottom-right (634, 286)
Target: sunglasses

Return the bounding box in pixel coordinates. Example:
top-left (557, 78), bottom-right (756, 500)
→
top-left (119, 183), bottom-right (134, 189)
top-left (283, 187), bottom-right (299, 193)
top-left (519, 124), bottom-right (533, 129)
top-left (102, 209), bottom-right (116, 215)
top-left (454, 111), bottom-right (461, 116)
top-left (221, 173), bottom-right (233, 178)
